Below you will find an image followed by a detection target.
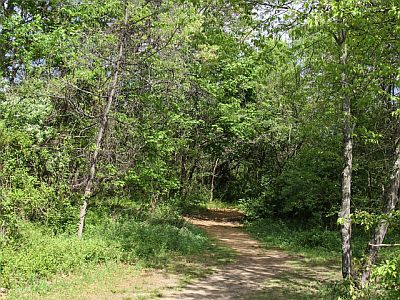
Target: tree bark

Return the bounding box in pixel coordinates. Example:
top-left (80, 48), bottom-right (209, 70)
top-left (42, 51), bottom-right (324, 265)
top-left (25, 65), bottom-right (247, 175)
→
top-left (77, 8), bottom-right (128, 238)
top-left (338, 37), bottom-right (353, 279)
top-left (179, 154), bottom-right (187, 197)
top-left (360, 127), bottom-right (400, 284)
top-left (209, 158), bottom-right (219, 202)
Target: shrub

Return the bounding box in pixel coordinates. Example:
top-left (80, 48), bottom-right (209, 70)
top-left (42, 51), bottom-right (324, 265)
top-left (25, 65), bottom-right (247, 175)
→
top-left (0, 211), bottom-right (213, 289)
top-left (0, 225), bottom-right (120, 288)
top-left (373, 253), bottom-right (400, 298)
top-left (100, 213), bottom-right (210, 265)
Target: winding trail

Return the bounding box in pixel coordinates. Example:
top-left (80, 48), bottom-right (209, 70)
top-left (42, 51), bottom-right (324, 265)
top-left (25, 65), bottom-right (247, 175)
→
top-left (163, 209), bottom-right (340, 300)
top-left (6, 209), bottom-right (340, 300)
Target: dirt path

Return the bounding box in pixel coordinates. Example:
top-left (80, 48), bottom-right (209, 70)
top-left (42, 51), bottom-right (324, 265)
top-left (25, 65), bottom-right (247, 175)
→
top-left (163, 209), bottom-right (340, 300)
top-left (8, 209), bottom-right (339, 300)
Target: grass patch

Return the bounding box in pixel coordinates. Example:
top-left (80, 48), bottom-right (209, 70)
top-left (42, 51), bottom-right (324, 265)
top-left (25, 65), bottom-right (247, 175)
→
top-left (183, 200), bottom-right (241, 215)
top-left (245, 218), bottom-right (373, 263)
top-left (201, 200), bottom-right (237, 210)
top-left (245, 218), bottom-right (400, 299)
top-left (245, 219), bottom-right (343, 299)
top-left (6, 262), bottom-right (141, 300)
top-left (0, 205), bottom-right (231, 298)
top-left (245, 219), bottom-right (342, 263)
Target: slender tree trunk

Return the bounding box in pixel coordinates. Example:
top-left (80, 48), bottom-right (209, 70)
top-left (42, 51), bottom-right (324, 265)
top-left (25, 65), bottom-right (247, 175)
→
top-left (182, 162), bottom-right (198, 199)
top-left (360, 126), bottom-right (400, 284)
top-left (77, 8), bottom-right (128, 238)
top-left (209, 158), bottom-right (219, 202)
top-left (338, 38), bottom-right (353, 279)
top-left (367, 171), bottom-right (372, 203)
top-left (179, 154), bottom-right (187, 197)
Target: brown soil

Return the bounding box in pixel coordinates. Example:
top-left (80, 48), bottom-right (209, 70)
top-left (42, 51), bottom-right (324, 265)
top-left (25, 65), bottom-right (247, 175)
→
top-left (7, 209), bottom-right (339, 300)
top-left (162, 209), bottom-right (340, 300)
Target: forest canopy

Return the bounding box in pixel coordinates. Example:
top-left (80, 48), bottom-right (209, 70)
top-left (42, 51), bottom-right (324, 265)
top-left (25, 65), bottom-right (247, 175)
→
top-left (0, 0), bottom-right (399, 298)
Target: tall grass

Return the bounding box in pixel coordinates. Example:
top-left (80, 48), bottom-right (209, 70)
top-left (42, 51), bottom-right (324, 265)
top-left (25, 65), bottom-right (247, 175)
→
top-left (245, 218), bottom-right (342, 261)
top-left (0, 205), bottom-right (213, 290)
top-left (246, 218), bottom-right (400, 299)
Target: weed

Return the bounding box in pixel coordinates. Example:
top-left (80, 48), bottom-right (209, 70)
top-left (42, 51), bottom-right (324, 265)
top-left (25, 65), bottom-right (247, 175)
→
top-left (0, 206), bottom-right (219, 293)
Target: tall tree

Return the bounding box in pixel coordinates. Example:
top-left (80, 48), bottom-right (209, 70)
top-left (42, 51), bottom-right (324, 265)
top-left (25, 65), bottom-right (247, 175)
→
top-left (337, 30), bottom-right (353, 279)
top-left (77, 4), bottom-right (129, 238)
top-left (361, 123), bottom-right (400, 283)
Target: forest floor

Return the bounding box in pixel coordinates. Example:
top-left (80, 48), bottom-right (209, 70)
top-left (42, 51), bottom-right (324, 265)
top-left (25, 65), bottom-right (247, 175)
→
top-left (7, 209), bottom-right (340, 300)
top-left (162, 209), bottom-right (340, 300)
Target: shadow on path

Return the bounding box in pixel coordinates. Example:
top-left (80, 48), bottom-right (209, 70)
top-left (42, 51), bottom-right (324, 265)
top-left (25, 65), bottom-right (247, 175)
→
top-left (163, 209), bottom-right (340, 300)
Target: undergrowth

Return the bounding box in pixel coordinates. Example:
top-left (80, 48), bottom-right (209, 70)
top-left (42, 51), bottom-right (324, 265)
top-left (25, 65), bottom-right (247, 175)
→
top-left (245, 218), bottom-right (343, 262)
top-left (0, 204), bottom-right (214, 292)
top-left (246, 218), bottom-right (400, 299)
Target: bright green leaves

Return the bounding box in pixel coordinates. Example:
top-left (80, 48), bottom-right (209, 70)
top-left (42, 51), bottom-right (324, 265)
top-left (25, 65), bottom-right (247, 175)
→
top-left (305, 0), bottom-right (366, 30)
top-left (0, 83), bottom-right (72, 236)
top-left (373, 257), bottom-right (400, 293)
top-left (60, 0), bottom-right (121, 25)
top-left (357, 127), bottom-right (383, 145)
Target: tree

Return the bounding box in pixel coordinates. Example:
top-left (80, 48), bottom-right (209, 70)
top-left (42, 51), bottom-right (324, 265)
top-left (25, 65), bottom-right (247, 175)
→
top-left (77, 3), bottom-right (128, 238)
top-left (249, 0), bottom-right (400, 281)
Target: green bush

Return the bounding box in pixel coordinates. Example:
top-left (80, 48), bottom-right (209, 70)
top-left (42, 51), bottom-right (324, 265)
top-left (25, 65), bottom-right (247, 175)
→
top-left (237, 197), bottom-right (274, 220)
top-left (0, 211), bottom-right (213, 289)
top-left (0, 225), bottom-right (120, 288)
top-left (106, 222), bottom-right (204, 264)
top-left (98, 207), bottom-right (210, 265)
top-left (373, 253), bottom-right (400, 298)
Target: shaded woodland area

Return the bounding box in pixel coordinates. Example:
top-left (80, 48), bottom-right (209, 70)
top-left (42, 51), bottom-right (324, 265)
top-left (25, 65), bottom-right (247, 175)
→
top-left (0, 0), bottom-right (399, 299)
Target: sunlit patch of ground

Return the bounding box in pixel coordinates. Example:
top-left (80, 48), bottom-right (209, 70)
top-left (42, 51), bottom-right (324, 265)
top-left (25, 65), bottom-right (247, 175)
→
top-left (6, 264), bottom-right (179, 300)
top-left (6, 209), bottom-right (340, 300)
top-left (163, 209), bottom-right (340, 300)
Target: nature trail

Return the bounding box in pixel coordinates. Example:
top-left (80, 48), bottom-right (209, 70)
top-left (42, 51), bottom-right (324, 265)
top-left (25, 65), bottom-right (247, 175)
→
top-left (163, 209), bottom-right (339, 300)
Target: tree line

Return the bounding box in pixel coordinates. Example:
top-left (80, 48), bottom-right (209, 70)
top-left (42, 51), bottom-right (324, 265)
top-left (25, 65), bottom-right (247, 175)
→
top-left (0, 0), bottom-right (399, 293)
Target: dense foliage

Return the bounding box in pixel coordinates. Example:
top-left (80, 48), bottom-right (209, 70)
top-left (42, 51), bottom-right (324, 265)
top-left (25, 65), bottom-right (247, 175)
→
top-left (0, 205), bottom-right (212, 289)
top-left (0, 0), bottom-right (399, 298)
